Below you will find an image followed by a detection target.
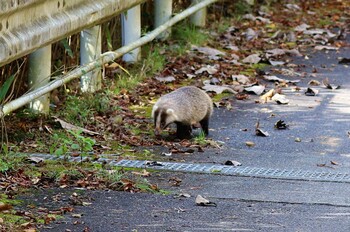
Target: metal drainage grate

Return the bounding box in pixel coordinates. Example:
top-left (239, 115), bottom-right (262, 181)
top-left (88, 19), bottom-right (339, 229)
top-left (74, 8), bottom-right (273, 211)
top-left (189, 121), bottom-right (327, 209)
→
top-left (28, 154), bottom-right (350, 183)
top-left (115, 159), bottom-right (350, 183)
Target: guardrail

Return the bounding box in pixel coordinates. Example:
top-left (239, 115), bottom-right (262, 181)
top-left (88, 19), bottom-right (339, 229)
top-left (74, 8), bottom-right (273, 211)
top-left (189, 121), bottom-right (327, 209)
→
top-left (0, 0), bottom-right (217, 116)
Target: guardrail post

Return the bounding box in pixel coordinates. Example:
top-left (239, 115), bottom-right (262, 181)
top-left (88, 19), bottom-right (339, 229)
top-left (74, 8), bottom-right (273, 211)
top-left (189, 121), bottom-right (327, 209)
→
top-left (80, 25), bottom-right (102, 92)
top-left (154, 0), bottom-right (172, 40)
top-left (121, 5), bottom-right (141, 62)
top-left (191, 0), bottom-right (207, 27)
top-left (28, 46), bottom-right (51, 114)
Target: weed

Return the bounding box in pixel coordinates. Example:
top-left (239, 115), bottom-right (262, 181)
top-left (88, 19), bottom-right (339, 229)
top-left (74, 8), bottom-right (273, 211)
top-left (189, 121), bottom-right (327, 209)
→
top-left (0, 158), bottom-right (11, 172)
top-left (146, 46), bottom-right (166, 73)
top-left (233, 0), bottom-right (253, 15)
top-left (100, 169), bottom-right (124, 183)
top-left (172, 21), bottom-right (209, 46)
top-left (50, 130), bottom-right (95, 157)
top-left (0, 152), bottom-right (26, 173)
top-left (193, 130), bottom-right (208, 146)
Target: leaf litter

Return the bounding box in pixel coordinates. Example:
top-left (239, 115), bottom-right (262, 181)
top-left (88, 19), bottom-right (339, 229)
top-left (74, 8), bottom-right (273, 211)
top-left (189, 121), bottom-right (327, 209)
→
top-left (3, 0), bottom-right (350, 229)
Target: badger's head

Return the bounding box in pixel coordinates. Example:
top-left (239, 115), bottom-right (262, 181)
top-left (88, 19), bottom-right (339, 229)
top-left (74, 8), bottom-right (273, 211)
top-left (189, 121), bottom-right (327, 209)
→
top-left (152, 105), bottom-right (178, 136)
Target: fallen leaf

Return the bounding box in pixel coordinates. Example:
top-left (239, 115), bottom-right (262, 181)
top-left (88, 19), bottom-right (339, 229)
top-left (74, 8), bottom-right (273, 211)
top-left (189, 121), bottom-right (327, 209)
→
top-left (269, 60), bottom-right (285, 66)
top-left (294, 23), bottom-right (310, 32)
top-left (161, 152), bottom-right (172, 157)
top-left (23, 229), bottom-right (36, 232)
top-left (202, 85), bottom-right (236, 94)
top-left (256, 128), bottom-right (269, 137)
top-left (264, 75), bottom-right (300, 83)
top-left (82, 202), bottom-right (92, 206)
top-left (224, 160), bottom-right (242, 166)
top-left (0, 203), bottom-right (12, 212)
top-left (145, 161), bottom-right (163, 166)
top-left (132, 169), bottom-right (150, 177)
top-left (305, 88), bottom-right (319, 96)
top-left (195, 65), bottom-right (218, 75)
top-left (174, 193), bottom-right (191, 198)
top-left (245, 141), bottom-right (255, 147)
top-left (72, 213), bottom-right (83, 218)
top-left (244, 28), bottom-right (259, 41)
top-left (308, 80), bottom-right (321, 86)
top-left (236, 93), bottom-right (249, 100)
top-left (287, 4), bottom-right (301, 11)
top-left (260, 89), bottom-right (275, 103)
top-left (26, 156), bottom-right (44, 164)
top-left (265, 48), bottom-right (286, 58)
top-left (271, 93), bottom-right (289, 104)
top-left (232, 74), bottom-right (250, 85)
top-left (244, 85), bottom-right (265, 95)
top-left (314, 45), bottom-right (338, 51)
top-left (322, 78), bottom-right (340, 90)
top-left (53, 117), bottom-right (100, 135)
top-left (242, 54), bottom-right (261, 64)
top-left (195, 195), bottom-right (217, 207)
top-left (255, 121), bottom-right (269, 137)
top-left (155, 75), bottom-right (176, 83)
top-left (338, 58), bottom-right (350, 64)
top-left (192, 45), bottom-right (226, 57)
top-left (274, 120), bottom-right (289, 129)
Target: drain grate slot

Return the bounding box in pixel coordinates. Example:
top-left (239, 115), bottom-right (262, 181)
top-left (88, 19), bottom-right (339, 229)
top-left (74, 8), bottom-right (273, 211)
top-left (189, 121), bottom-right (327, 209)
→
top-left (115, 159), bottom-right (350, 183)
top-left (28, 154), bottom-right (350, 183)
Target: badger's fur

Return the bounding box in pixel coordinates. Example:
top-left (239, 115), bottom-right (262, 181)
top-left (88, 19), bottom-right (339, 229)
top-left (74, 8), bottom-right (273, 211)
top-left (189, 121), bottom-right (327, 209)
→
top-left (152, 86), bottom-right (213, 139)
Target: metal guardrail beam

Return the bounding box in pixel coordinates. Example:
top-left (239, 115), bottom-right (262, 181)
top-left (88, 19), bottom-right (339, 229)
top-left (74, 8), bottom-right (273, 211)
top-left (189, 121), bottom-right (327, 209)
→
top-left (0, 0), bottom-right (146, 67)
top-left (1, 0), bottom-right (218, 116)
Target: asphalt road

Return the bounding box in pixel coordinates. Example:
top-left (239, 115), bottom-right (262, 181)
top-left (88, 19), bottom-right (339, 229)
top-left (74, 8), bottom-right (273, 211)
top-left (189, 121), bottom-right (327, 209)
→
top-left (31, 39), bottom-right (350, 231)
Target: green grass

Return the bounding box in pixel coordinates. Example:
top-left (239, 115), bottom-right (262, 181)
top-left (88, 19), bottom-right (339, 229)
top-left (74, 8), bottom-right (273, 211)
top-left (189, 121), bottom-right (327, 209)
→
top-left (193, 131), bottom-right (209, 146)
top-left (172, 21), bottom-right (209, 49)
top-left (233, 0), bottom-right (253, 15)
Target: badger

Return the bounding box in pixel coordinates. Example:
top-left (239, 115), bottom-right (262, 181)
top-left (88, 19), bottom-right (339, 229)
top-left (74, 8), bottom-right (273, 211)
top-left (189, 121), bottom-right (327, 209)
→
top-left (152, 86), bottom-right (213, 139)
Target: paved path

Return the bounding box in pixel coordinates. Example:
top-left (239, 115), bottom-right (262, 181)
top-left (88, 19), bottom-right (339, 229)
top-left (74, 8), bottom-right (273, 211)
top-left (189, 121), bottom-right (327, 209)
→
top-left (33, 39), bottom-right (350, 231)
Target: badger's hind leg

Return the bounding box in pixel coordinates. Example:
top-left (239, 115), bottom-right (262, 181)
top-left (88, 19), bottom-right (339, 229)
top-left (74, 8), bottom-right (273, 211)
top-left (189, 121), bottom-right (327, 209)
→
top-left (199, 117), bottom-right (210, 136)
top-left (175, 122), bottom-right (192, 139)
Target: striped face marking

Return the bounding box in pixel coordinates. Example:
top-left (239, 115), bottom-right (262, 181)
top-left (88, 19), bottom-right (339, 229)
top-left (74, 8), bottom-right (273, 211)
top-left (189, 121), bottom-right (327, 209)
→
top-left (154, 107), bottom-right (176, 135)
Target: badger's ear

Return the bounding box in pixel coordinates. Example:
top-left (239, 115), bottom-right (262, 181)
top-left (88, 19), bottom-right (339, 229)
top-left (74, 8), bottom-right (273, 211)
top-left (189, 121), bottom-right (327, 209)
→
top-left (166, 108), bottom-right (175, 115)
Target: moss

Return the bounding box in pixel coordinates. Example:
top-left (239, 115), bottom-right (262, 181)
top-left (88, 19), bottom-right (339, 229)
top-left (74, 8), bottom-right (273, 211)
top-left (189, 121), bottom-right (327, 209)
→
top-left (0, 194), bottom-right (22, 206)
top-left (130, 104), bottom-right (153, 118)
top-left (212, 93), bottom-right (232, 102)
top-left (0, 213), bottom-right (27, 224)
top-left (285, 42), bottom-right (297, 48)
top-left (251, 63), bottom-right (269, 70)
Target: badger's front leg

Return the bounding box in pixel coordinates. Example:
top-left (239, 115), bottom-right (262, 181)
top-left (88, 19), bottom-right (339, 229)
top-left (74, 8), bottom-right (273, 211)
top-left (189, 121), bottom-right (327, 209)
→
top-left (175, 122), bottom-right (192, 139)
top-left (199, 117), bottom-right (210, 136)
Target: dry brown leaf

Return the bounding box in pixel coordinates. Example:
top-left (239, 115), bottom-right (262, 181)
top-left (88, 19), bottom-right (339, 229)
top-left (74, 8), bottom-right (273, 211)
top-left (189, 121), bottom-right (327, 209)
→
top-left (195, 195), bottom-right (217, 207)
top-left (305, 88), bottom-right (319, 96)
top-left (224, 160), bottom-right (242, 166)
top-left (308, 80), bottom-right (321, 86)
top-left (245, 141), bottom-right (255, 147)
top-left (271, 93), bottom-right (289, 104)
top-left (260, 89), bottom-right (275, 103)
top-left (53, 117), bottom-right (100, 135)
top-left (242, 54), bottom-right (261, 64)
top-left (0, 203), bottom-right (12, 212)
top-left (244, 85), bottom-right (265, 95)
top-left (132, 169), bottom-right (151, 177)
top-left (202, 85), bottom-right (236, 94)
